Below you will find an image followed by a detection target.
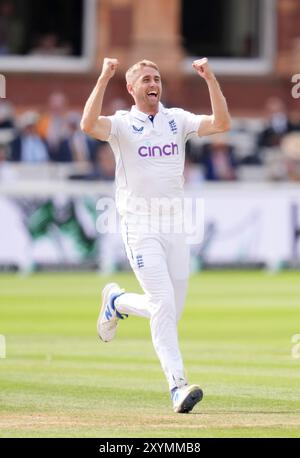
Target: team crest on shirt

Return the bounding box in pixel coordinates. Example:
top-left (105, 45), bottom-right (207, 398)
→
top-left (132, 125), bottom-right (144, 134)
top-left (169, 119), bottom-right (177, 134)
top-left (136, 255), bottom-right (144, 268)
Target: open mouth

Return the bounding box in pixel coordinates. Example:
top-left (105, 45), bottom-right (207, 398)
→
top-left (147, 91), bottom-right (158, 100)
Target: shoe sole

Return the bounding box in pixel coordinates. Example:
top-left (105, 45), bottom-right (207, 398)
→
top-left (176, 386), bottom-right (203, 414)
top-left (97, 282), bottom-right (119, 342)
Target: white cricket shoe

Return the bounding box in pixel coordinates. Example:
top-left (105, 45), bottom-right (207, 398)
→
top-left (97, 282), bottom-right (127, 342)
top-left (172, 384), bottom-right (203, 413)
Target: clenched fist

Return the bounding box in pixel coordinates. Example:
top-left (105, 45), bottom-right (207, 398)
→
top-left (100, 58), bottom-right (119, 80)
top-left (192, 58), bottom-right (214, 81)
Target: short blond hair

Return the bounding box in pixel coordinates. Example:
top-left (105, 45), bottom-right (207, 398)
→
top-left (125, 60), bottom-right (160, 84)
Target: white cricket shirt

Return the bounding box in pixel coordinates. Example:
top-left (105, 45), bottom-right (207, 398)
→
top-left (107, 102), bottom-right (203, 218)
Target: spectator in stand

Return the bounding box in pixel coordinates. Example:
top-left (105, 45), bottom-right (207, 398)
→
top-left (281, 132), bottom-right (300, 182)
top-left (37, 91), bottom-right (69, 158)
top-left (200, 134), bottom-right (237, 181)
top-left (257, 97), bottom-right (294, 149)
top-left (55, 111), bottom-right (98, 163)
top-left (256, 97), bottom-right (300, 173)
top-left (0, 141), bottom-right (17, 181)
top-left (92, 143), bottom-right (115, 180)
top-left (30, 33), bottom-right (72, 56)
top-left (69, 142), bottom-right (115, 181)
top-left (0, 0), bottom-right (23, 55)
top-left (184, 156), bottom-right (203, 184)
top-left (10, 111), bottom-right (49, 163)
top-left (0, 100), bottom-right (15, 129)
top-left (0, 101), bottom-right (15, 164)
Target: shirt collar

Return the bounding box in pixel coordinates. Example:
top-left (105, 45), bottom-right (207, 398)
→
top-left (130, 102), bottom-right (167, 122)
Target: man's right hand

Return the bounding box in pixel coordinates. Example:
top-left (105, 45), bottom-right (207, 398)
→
top-left (100, 58), bottom-right (119, 80)
top-left (81, 58), bottom-right (118, 140)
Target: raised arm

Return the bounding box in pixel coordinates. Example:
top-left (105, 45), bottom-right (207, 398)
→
top-left (80, 58), bottom-right (119, 141)
top-left (192, 58), bottom-right (231, 136)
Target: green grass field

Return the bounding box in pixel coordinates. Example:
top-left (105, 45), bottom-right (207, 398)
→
top-left (0, 271), bottom-right (300, 438)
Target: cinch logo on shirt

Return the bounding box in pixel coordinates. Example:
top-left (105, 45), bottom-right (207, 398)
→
top-left (138, 143), bottom-right (179, 157)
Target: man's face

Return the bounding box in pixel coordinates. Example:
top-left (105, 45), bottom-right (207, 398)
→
top-left (127, 66), bottom-right (162, 111)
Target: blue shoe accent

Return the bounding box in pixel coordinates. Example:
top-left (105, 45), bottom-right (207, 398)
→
top-left (105, 308), bottom-right (113, 321)
top-left (98, 282), bottom-right (127, 343)
top-left (172, 385), bottom-right (203, 413)
top-left (170, 387), bottom-right (178, 400)
top-left (111, 292), bottom-right (128, 320)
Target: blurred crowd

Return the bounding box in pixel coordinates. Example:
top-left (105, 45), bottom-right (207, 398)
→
top-left (1, 92), bottom-right (300, 183)
top-left (185, 97), bottom-right (300, 183)
top-left (0, 92), bottom-right (118, 182)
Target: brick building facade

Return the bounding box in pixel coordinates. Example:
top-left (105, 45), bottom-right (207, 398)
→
top-left (3, 0), bottom-right (300, 116)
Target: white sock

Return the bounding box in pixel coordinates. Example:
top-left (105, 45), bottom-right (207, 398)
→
top-left (115, 292), bottom-right (151, 319)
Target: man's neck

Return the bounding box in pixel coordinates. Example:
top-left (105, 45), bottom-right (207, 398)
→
top-left (135, 103), bottom-right (159, 116)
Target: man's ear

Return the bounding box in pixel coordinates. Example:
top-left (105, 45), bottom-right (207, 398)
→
top-left (127, 83), bottom-right (133, 97)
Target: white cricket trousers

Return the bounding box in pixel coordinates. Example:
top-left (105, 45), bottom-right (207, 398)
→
top-left (115, 219), bottom-right (190, 391)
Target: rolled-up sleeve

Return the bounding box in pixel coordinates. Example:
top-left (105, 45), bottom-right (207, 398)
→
top-left (182, 110), bottom-right (204, 141)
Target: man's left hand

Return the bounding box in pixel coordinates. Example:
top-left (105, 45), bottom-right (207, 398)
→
top-left (192, 58), bottom-right (214, 81)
